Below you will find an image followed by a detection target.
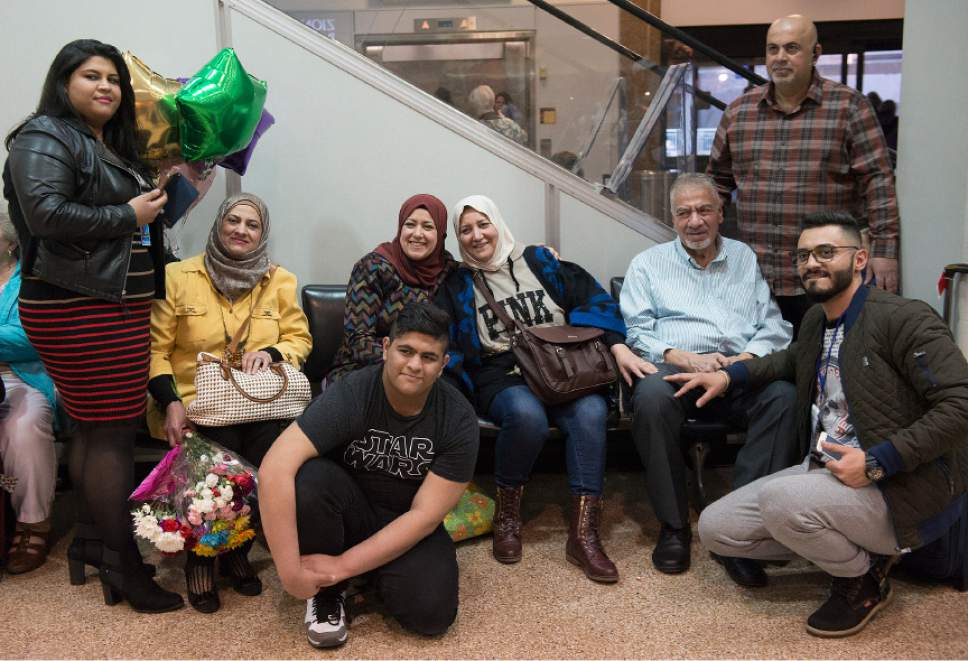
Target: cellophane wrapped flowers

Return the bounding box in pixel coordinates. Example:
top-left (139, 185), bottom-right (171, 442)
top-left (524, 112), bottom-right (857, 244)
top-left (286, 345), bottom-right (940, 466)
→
top-left (130, 431), bottom-right (257, 556)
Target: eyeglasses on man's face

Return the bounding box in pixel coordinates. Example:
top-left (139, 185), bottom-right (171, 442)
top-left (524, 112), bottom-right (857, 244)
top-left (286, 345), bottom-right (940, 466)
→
top-left (793, 244), bottom-right (861, 266)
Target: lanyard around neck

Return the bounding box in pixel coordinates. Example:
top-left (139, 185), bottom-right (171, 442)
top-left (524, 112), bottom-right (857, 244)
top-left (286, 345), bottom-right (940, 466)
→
top-left (816, 317), bottom-right (844, 399)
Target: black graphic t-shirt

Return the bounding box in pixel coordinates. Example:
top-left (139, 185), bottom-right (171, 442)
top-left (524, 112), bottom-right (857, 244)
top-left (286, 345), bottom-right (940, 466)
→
top-left (297, 364), bottom-right (479, 513)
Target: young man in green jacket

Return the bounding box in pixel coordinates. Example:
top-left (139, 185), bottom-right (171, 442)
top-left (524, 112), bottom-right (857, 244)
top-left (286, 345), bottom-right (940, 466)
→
top-left (667, 211), bottom-right (968, 638)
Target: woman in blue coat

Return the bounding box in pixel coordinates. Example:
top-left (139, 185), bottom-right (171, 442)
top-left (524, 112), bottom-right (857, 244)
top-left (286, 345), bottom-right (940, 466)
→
top-left (0, 211), bottom-right (59, 574)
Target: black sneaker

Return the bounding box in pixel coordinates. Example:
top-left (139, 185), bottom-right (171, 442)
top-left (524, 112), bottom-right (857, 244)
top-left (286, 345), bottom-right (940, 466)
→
top-left (305, 590), bottom-right (348, 648)
top-left (806, 567), bottom-right (893, 638)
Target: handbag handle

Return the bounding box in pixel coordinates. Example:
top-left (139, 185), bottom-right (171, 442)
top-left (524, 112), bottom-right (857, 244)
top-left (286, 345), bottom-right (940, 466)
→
top-left (198, 349), bottom-right (290, 403)
top-left (225, 265), bottom-right (279, 358)
top-left (225, 363), bottom-right (290, 404)
top-left (472, 270), bottom-right (524, 337)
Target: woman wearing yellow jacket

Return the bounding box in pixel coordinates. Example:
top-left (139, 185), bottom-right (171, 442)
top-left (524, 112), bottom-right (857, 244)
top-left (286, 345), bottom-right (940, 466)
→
top-left (148, 192), bottom-right (311, 614)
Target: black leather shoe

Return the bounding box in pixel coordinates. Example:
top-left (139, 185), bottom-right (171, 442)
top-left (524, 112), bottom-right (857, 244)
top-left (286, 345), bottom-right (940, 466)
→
top-left (711, 553), bottom-right (768, 587)
top-left (652, 525), bottom-right (691, 574)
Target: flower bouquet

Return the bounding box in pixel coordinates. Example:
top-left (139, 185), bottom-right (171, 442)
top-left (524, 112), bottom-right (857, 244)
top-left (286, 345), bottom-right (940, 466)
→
top-left (129, 431), bottom-right (258, 556)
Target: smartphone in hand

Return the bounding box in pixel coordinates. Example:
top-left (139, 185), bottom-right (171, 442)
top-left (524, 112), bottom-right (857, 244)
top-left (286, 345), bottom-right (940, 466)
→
top-left (815, 431), bottom-right (845, 461)
top-left (158, 172), bottom-right (199, 228)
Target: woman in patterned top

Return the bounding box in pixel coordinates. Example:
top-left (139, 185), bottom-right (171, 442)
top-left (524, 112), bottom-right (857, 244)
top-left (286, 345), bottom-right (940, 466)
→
top-left (3, 40), bottom-right (180, 612)
top-left (328, 194), bottom-right (454, 382)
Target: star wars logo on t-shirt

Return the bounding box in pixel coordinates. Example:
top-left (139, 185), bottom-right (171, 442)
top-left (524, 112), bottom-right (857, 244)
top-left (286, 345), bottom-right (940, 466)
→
top-left (343, 428), bottom-right (434, 478)
top-left (479, 289), bottom-right (554, 340)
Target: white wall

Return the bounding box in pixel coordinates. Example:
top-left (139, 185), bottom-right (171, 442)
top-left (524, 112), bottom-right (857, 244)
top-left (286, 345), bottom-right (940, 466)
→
top-left (560, 192), bottom-right (651, 283)
top-left (960, 178), bottom-right (968, 352)
top-left (0, 0), bottom-right (658, 291)
top-left (895, 0), bottom-right (968, 314)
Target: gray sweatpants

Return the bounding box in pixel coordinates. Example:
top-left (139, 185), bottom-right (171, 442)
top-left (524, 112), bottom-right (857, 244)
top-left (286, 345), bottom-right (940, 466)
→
top-left (698, 456), bottom-right (898, 577)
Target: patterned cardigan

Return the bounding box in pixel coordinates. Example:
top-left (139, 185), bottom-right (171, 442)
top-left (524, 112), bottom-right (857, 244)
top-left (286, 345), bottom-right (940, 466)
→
top-left (328, 250), bottom-right (455, 382)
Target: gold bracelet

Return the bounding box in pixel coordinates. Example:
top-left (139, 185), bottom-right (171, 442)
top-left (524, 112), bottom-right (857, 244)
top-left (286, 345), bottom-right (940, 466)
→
top-left (718, 369), bottom-right (731, 394)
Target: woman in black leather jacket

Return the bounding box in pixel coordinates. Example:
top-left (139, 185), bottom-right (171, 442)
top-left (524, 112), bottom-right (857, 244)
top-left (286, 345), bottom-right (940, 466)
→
top-left (3, 39), bottom-right (181, 613)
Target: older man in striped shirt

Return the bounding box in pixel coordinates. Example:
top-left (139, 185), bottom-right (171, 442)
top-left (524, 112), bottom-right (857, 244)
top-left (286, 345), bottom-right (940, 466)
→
top-left (620, 172), bottom-right (797, 587)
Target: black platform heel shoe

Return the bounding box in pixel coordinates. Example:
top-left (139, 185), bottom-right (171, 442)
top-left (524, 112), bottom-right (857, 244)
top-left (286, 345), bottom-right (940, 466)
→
top-left (99, 545), bottom-right (184, 613)
top-left (219, 540), bottom-right (262, 597)
top-left (185, 552), bottom-right (220, 613)
top-left (68, 523), bottom-right (156, 585)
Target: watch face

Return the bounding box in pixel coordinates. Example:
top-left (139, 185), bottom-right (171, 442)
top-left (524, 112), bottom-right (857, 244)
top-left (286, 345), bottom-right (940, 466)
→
top-left (867, 466), bottom-right (886, 482)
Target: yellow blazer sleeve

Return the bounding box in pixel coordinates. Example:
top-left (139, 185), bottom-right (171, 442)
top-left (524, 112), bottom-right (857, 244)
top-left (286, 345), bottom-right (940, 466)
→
top-left (269, 269), bottom-right (312, 367)
top-left (149, 263), bottom-right (180, 380)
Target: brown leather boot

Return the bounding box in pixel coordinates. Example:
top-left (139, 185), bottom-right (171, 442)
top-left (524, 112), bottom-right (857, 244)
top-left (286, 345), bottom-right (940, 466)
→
top-left (492, 485), bottom-right (524, 564)
top-left (566, 494), bottom-right (618, 583)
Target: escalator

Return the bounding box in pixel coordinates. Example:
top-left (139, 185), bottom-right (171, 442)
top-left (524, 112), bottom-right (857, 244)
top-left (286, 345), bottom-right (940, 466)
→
top-left (207, 0), bottom-right (766, 285)
top-left (264, 0), bottom-right (760, 227)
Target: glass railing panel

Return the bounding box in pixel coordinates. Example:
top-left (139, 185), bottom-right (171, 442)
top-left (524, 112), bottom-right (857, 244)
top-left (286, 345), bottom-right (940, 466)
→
top-left (604, 62), bottom-right (697, 225)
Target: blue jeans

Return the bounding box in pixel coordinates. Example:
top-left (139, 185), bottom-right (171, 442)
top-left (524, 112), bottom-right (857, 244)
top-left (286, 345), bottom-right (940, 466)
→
top-left (487, 385), bottom-right (608, 495)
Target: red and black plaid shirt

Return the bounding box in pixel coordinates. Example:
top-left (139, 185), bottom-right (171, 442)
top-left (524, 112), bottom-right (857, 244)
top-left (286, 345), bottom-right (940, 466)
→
top-left (707, 70), bottom-right (899, 296)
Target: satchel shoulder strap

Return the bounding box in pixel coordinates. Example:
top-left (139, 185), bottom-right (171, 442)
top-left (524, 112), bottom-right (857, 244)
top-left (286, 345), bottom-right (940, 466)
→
top-left (226, 265), bottom-right (278, 356)
top-left (472, 270), bottom-right (521, 334)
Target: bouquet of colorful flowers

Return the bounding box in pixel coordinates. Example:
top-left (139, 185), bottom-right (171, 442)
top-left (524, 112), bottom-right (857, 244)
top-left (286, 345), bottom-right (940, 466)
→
top-left (129, 431), bottom-right (257, 557)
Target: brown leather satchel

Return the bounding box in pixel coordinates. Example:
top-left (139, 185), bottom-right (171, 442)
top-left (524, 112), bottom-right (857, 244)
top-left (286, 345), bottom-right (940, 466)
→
top-left (473, 271), bottom-right (618, 405)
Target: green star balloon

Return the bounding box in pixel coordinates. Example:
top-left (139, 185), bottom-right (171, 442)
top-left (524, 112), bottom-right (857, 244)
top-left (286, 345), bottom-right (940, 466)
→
top-left (176, 49), bottom-right (267, 161)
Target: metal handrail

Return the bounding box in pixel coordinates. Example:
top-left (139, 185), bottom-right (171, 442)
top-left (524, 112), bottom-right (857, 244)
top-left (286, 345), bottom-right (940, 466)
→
top-left (606, 0), bottom-right (768, 87)
top-left (942, 264), bottom-right (968, 326)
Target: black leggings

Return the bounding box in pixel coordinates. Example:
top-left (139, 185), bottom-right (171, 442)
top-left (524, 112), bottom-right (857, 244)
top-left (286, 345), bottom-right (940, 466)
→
top-left (294, 458), bottom-right (459, 636)
top-left (68, 423), bottom-right (138, 551)
top-left (196, 419), bottom-right (287, 469)
top-left (68, 420), bottom-right (284, 553)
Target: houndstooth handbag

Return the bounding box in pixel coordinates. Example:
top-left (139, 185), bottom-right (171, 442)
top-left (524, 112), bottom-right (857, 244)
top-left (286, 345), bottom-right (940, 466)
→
top-left (186, 270), bottom-right (311, 427)
top-left (186, 352), bottom-right (311, 427)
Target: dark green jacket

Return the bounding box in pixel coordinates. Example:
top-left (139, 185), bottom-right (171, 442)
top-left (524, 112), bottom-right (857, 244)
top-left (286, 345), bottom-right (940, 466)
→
top-left (729, 285), bottom-right (968, 550)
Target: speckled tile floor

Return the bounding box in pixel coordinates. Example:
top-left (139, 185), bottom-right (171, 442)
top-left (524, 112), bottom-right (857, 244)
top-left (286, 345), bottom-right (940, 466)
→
top-left (1, 469), bottom-right (966, 659)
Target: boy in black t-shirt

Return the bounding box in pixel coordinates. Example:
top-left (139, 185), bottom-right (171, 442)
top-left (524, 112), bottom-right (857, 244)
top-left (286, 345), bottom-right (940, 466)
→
top-left (259, 302), bottom-right (479, 649)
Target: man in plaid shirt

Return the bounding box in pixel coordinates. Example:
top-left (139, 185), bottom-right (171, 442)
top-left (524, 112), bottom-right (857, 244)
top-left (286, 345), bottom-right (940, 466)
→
top-left (707, 14), bottom-right (899, 335)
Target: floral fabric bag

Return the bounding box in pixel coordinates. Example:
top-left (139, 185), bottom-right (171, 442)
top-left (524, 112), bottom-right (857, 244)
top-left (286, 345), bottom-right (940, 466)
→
top-left (443, 483), bottom-right (495, 542)
top-left (129, 431), bottom-right (258, 556)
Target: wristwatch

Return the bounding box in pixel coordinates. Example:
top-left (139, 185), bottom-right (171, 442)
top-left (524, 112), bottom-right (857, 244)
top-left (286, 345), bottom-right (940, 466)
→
top-left (864, 453), bottom-right (886, 482)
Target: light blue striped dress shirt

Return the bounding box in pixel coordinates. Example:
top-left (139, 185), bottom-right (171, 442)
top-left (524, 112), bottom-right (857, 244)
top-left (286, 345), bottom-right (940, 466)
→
top-left (620, 237), bottom-right (792, 363)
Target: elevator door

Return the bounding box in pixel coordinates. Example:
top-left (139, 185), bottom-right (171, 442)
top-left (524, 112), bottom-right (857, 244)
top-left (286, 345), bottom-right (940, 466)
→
top-left (358, 31), bottom-right (535, 148)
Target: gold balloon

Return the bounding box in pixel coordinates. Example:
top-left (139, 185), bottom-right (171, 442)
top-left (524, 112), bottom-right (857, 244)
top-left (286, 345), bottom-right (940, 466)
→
top-left (123, 51), bottom-right (182, 172)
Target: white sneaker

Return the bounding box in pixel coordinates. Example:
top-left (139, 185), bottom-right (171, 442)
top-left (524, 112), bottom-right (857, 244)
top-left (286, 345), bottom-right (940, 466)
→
top-left (305, 591), bottom-right (348, 648)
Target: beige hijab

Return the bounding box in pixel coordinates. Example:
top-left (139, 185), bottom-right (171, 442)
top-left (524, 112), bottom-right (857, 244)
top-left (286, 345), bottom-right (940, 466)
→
top-left (451, 195), bottom-right (522, 272)
top-left (204, 193), bottom-right (271, 302)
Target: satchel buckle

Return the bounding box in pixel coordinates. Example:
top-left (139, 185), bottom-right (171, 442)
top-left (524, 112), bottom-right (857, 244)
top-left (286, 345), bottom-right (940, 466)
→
top-left (222, 347), bottom-right (244, 368)
top-left (555, 345), bottom-right (576, 378)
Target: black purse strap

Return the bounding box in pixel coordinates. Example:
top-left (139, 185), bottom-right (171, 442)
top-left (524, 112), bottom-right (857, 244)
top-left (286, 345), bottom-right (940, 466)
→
top-left (472, 270), bottom-right (524, 336)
